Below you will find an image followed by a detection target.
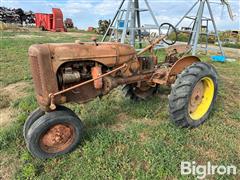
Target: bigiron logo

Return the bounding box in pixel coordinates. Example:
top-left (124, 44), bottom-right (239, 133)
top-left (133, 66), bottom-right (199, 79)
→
top-left (181, 161), bottom-right (237, 179)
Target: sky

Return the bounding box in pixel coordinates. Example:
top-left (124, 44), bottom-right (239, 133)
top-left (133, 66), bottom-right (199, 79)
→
top-left (1, 0), bottom-right (240, 30)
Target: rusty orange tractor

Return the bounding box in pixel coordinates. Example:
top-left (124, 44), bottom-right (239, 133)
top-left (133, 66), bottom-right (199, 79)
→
top-left (24, 23), bottom-right (218, 158)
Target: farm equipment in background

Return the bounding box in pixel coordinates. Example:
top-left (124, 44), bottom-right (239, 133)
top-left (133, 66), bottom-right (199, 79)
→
top-left (25, 23), bottom-right (218, 159)
top-left (35, 8), bottom-right (66, 32)
top-left (64, 18), bottom-right (74, 28)
top-left (221, 30), bottom-right (240, 44)
top-left (0, 7), bottom-right (35, 25)
top-left (87, 26), bottom-right (95, 32)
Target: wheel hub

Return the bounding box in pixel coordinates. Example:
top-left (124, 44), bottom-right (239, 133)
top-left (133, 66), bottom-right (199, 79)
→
top-left (189, 81), bottom-right (204, 113)
top-left (40, 124), bottom-right (75, 153)
top-left (188, 77), bottom-right (215, 121)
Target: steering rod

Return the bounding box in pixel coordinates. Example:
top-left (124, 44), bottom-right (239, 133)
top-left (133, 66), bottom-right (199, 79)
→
top-left (137, 35), bottom-right (166, 56)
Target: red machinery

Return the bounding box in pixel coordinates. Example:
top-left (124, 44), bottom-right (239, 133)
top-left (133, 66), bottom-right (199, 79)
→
top-left (35, 8), bottom-right (66, 32)
top-left (64, 18), bottom-right (74, 28)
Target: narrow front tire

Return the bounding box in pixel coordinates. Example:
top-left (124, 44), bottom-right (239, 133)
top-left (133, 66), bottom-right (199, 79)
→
top-left (26, 110), bottom-right (84, 159)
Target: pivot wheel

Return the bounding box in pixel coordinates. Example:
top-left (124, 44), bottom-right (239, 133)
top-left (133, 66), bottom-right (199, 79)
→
top-left (26, 109), bottom-right (84, 159)
top-left (168, 62), bottom-right (218, 127)
top-left (123, 82), bottom-right (158, 101)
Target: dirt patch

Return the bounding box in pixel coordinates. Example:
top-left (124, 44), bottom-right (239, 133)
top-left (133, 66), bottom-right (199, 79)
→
top-left (0, 81), bottom-right (30, 100)
top-left (108, 113), bottom-right (160, 132)
top-left (0, 94), bottom-right (10, 109)
top-left (0, 108), bottom-right (15, 127)
top-left (199, 148), bottom-right (219, 161)
top-left (108, 113), bottom-right (129, 131)
top-left (15, 34), bottom-right (43, 39)
top-left (116, 113), bottom-right (129, 122)
top-left (188, 144), bottom-right (220, 161)
top-left (63, 32), bottom-right (85, 36)
top-left (0, 81), bottom-right (31, 127)
top-left (223, 119), bottom-right (240, 129)
top-left (220, 74), bottom-right (240, 81)
top-left (132, 118), bottom-right (160, 127)
top-left (0, 152), bottom-right (19, 180)
top-left (139, 132), bottom-right (149, 142)
top-left (109, 124), bottom-right (126, 132)
top-left (224, 50), bottom-right (240, 60)
top-left (206, 47), bottom-right (240, 59)
top-left (108, 113), bottom-right (127, 131)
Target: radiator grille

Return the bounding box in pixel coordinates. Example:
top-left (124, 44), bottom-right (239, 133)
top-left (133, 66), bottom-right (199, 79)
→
top-left (30, 56), bottom-right (43, 96)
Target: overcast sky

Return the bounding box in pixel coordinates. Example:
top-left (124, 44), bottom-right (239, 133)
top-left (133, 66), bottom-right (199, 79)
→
top-left (2, 0), bottom-right (240, 30)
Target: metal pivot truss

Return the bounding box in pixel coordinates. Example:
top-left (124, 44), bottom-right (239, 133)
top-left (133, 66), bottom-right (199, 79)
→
top-left (176, 0), bottom-right (228, 56)
top-left (102, 0), bottom-right (159, 47)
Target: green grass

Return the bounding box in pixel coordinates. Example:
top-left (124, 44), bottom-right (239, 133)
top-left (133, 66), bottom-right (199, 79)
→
top-left (0, 31), bottom-right (240, 179)
top-left (222, 43), bottom-right (240, 49)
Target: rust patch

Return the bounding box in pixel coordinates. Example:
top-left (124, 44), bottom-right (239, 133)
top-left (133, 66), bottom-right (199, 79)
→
top-left (189, 80), bottom-right (204, 114)
top-left (40, 124), bottom-right (75, 153)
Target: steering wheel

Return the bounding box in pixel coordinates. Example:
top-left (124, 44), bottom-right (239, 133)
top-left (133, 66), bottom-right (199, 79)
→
top-left (159, 23), bottom-right (177, 45)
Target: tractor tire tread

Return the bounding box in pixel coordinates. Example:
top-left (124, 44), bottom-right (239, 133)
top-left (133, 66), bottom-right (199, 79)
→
top-left (168, 62), bottom-right (218, 128)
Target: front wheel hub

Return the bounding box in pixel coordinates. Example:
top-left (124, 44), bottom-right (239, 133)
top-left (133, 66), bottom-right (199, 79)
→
top-left (40, 124), bottom-right (75, 153)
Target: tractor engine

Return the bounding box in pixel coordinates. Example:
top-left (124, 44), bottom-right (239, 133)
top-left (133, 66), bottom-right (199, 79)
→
top-left (28, 42), bottom-right (138, 111)
top-left (57, 61), bottom-right (103, 89)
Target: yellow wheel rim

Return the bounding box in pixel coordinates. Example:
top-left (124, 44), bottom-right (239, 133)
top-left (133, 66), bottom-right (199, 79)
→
top-left (188, 77), bottom-right (215, 120)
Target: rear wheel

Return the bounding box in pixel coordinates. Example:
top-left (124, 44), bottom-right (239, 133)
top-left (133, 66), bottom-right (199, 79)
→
top-left (123, 82), bottom-right (158, 101)
top-left (168, 62), bottom-right (218, 128)
top-left (26, 109), bottom-right (84, 159)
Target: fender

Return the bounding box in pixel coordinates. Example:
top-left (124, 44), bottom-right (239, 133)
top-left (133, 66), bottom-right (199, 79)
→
top-left (167, 56), bottom-right (201, 83)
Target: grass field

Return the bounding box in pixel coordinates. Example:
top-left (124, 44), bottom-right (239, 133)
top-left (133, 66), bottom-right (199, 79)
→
top-left (0, 29), bottom-right (240, 179)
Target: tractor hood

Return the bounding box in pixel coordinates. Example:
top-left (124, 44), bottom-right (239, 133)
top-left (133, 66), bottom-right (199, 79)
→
top-left (44, 42), bottom-right (137, 70)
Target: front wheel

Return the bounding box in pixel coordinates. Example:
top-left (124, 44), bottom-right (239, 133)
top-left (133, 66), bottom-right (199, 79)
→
top-left (26, 110), bottom-right (84, 159)
top-left (23, 105), bottom-right (79, 141)
top-left (23, 107), bottom-right (45, 141)
top-left (168, 62), bottom-right (218, 128)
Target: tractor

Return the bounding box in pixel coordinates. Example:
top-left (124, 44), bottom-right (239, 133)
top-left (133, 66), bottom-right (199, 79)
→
top-left (24, 23), bottom-right (218, 158)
